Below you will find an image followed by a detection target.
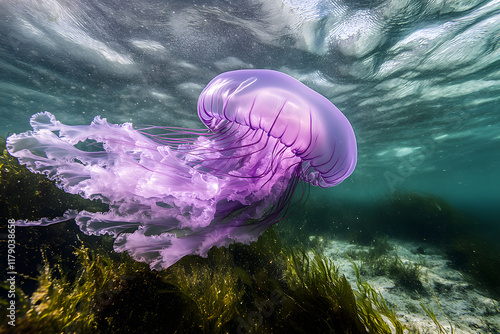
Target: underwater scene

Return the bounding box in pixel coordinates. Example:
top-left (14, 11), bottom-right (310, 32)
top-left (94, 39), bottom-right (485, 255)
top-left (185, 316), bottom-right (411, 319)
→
top-left (1, 0), bottom-right (499, 333)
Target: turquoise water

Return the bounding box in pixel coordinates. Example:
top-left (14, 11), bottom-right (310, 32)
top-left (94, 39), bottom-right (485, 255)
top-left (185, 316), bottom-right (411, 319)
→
top-left (1, 0), bottom-right (500, 332)
top-left (2, 0), bottom-right (498, 224)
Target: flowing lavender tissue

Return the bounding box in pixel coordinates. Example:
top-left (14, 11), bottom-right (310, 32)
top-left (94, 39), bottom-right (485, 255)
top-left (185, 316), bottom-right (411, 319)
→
top-left (7, 69), bottom-right (357, 269)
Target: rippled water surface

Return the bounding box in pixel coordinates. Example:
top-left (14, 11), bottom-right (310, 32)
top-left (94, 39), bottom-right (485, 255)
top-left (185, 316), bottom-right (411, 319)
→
top-left (1, 0), bottom-right (499, 221)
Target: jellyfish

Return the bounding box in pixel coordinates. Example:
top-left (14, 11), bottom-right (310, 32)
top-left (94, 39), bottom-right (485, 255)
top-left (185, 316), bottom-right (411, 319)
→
top-left (6, 69), bottom-right (357, 269)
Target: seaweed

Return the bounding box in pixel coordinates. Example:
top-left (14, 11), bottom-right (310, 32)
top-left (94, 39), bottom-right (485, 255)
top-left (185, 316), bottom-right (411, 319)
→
top-left (347, 240), bottom-right (424, 293)
top-left (0, 150), bottom-right (456, 333)
top-left (1, 137), bottom-right (111, 294)
top-left (164, 248), bottom-right (244, 333)
top-left (1, 231), bottom-right (422, 334)
top-left (386, 257), bottom-right (424, 293)
top-left (0, 245), bottom-right (111, 333)
top-left (0, 137), bottom-right (107, 222)
top-left (379, 192), bottom-right (500, 298)
top-left (0, 243), bottom-right (199, 333)
top-left (281, 249), bottom-right (411, 334)
top-left (6, 141), bottom-right (497, 302)
top-left (420, 298), bottom-right (455, 334)
top-left (351, 260), bottom-right (406, 334)
top-left (282, 249), bottom-right (367, 333)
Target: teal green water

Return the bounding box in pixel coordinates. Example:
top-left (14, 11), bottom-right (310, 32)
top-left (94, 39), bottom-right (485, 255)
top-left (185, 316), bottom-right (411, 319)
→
top-left (1, 2), bottom-right (500, 333)
top-left (1, 1), bottom-right (499, 233)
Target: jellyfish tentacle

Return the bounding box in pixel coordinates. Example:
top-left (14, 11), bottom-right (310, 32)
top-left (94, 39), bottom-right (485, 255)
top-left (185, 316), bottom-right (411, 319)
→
top-left (7, 69), bottom-right (356, 269)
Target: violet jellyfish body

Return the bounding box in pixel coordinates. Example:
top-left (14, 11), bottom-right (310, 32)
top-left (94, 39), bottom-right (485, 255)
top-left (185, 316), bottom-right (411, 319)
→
top-left (6, 69), bottom-right (357, 269)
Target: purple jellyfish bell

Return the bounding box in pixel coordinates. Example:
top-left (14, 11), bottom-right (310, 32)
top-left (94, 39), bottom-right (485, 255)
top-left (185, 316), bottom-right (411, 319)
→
top-left (6, 69), bottom-right (357, 269)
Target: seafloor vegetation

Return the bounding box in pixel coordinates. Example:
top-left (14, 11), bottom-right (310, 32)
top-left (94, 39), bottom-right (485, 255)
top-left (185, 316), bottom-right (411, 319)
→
top-left (1, 230), bottom-right (420, 334)
top-left (279, 189), bottom-right (500, 299)
top-left (1, 138), bottom-right (498, 333)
